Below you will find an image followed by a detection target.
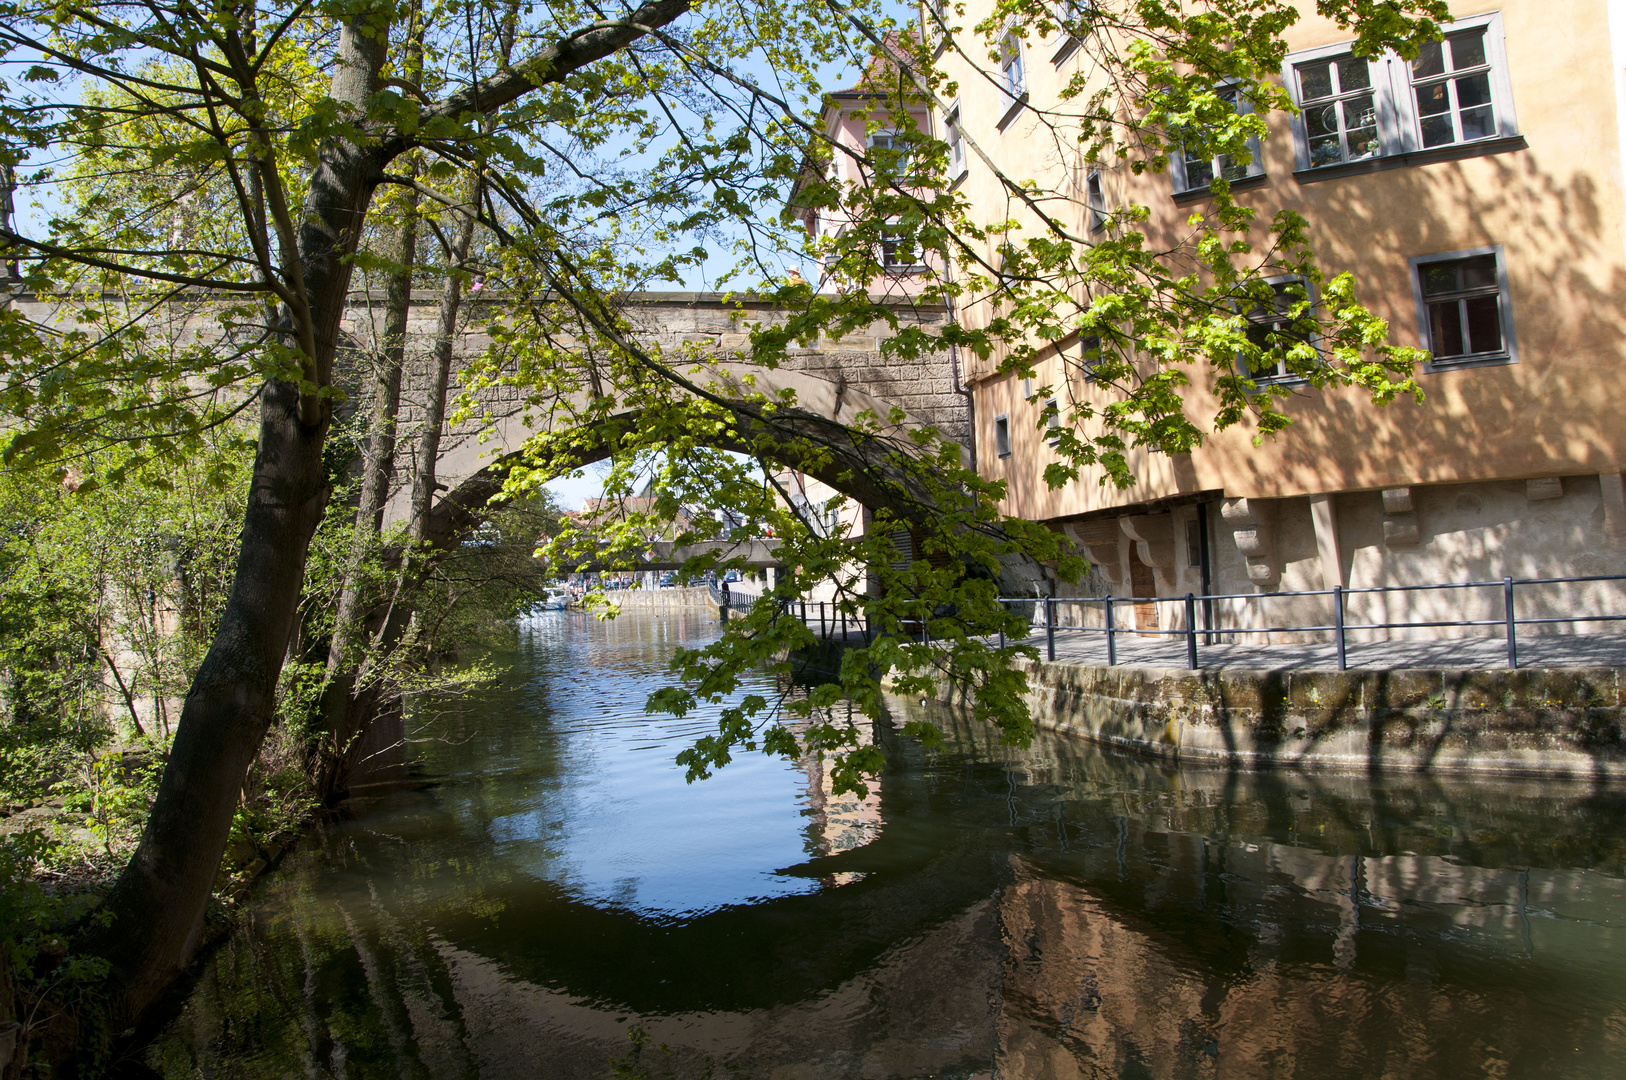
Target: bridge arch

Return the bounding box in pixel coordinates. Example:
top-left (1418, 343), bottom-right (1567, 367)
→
top-left (409, 363), bottom-right (1052, 596)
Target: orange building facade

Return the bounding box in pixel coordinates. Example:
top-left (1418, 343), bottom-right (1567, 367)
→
top-left (892, 0), bottom-right (1626, 638)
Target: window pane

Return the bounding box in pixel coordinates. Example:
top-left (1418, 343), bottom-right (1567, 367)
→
top-left (1219, 154), bottom-right (1250, 181)
top-left (1464, 295), bottom-right (1503, 354)
top-left (1309, 134), bottom-right (1343, 167)
top-left (1420, 262), bottom-right (1461, 296)
top-left (1413, 39), bottom-right (1444, 78)
top-left (1347, 123), bottom-right (1380, 159)
top-left (1460, 105), bottom-right (1494, 141)
top-left (1415, 82), bottom-right (1451, 116)
top-left (1449, 30), bottom-right (1487, 70)
top-left (1428, 299), bottom-right (1466, 357)
top-left (1305, 102), bottom-right (1338, 138)
top-left (1419, 113), bottom-right (1454, 148)
top-left (1456, 72), bottom-right (1492, 109)
top-left (1460, 254), bottom-right (1498, 289)
top-left (1297, 60), bottom-right (1333, 100)
top-left (1336, 55), bottom-right (1371, 92)
top-left (1184, 157), bottom-right (1214, 189)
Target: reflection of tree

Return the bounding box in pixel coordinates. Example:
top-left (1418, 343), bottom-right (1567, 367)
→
top-left (153, 692), bottom-right (1626, 1078)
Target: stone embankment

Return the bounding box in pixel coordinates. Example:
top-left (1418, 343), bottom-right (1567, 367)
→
top-left (982, 659), bottom-right (1626, 780)
top-left (595, 586), bottom-right (718, 613)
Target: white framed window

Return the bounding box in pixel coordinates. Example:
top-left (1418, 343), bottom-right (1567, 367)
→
top-left (1001, 32), bottom-right (1027, 99)
top-left (1240, 276), bottom-right (1317, 385)
top-left (994, 413), bottom-right (1012, 457)
top-left (1043, 397), bottom-right (1063, 447)
top-left (1086, 168), bottom-right (1106, 231)
top-left (1294, 52), bottom-right (1385, 166)
top-left (944, 103), bottom-right (967, 182)
top-left (867, 129), bottom-right (913, 181)
top-left (1049, 0), bottom-right (1090, 65)
top-left (997, 32), bottom-right (1027, 129)
top-left (1079, 333), bottom-right (1103, 381)
top-left (921, 0), bottom-right (950, 54)
top-left (1170, 85), bottom-right (1262, 193)
top-left (879, 219), bottom-right (925, 271)
top-left (1409, 245), bottom-right (1518, 369)
top-left (1284, 12), bottom-right (1517, 174)
top-left (1410, 27), bottom-right (1500, 148)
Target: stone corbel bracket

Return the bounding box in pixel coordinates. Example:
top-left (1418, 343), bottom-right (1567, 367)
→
top-left (1221, 497), bottom-right (1280, 590)
top-left (1121, 514), bottom-right (1177, 592)
top-left (1381, 487), bottom-right (1419, 548)
top-left (1064, 520), bottom-right (1125, 588)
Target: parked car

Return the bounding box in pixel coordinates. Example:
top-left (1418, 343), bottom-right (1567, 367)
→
top-left (659, 572), bottom-right (677, 588)
top-left (723, 570), bottom-right (740, 583)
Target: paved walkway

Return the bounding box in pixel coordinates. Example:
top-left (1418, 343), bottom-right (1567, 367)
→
top-left (1024, 628), bottom-right (1626, 671)
top-left (774, 614), bottom-right (1626, 671)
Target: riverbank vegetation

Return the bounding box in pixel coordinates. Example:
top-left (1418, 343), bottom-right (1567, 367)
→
top-left (0, 0), bottom-right (1447, 1070)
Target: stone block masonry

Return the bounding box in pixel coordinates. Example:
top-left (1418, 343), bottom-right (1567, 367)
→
top-left (980, 658), bottom-right (1626, 781)
top-left (335, 290), bottom-right (972, 455)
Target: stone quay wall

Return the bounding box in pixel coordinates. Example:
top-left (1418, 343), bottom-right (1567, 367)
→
top-left (601, 586), bottom-right (718, 614)
top-left (972, 659), bottom-right (1626, 781)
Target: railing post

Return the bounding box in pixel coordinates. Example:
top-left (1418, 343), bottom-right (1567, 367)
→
top-left (1105, 596), bottom-right (1116, 666)
top-left (1504, 576), bottom-right (1518, 669)
top-left (1184, 593), bottom-right (1198, 669)
top-left (1334, 585), bottom-right (1347, 671)
top-left (820, 601), bottom-right (827, 639)
top-left (1045, 598), bottom-right (1056, 661)
top-left (998, 599), bottom-right (1006, 650)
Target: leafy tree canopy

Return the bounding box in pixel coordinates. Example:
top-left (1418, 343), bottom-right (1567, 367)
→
top-left (0, 0), bottom-right (1454, 1046)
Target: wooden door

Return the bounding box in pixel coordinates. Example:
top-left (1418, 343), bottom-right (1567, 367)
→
top-left (1129, 548), bottom-right (1158, 634)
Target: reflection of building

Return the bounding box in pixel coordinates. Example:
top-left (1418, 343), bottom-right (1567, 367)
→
top-left (795, 703), bottom-right (884, 873)
top-left (837, 2), bottom-right (1626, 640)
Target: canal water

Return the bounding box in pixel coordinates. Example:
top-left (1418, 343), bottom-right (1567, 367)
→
top-left (148, 611), bottom-right (1626, 1078)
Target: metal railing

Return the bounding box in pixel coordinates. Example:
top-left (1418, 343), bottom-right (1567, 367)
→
top-left (711, 585), bottom-right (877, 644)
top-left (703, 573), bottom-right (1626, 671)
top-left (989, 573), bottom-right (1626, 670)
top-left (708, 581), bottom-right (761, 611)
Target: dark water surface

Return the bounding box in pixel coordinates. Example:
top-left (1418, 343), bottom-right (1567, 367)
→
top-left (150, 612), bottom-right (1626, 1078)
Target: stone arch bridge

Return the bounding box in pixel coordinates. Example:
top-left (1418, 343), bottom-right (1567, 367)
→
top-left (348, 290), bottom-right (973, 523)
top-left (16, 287), bottom-right (1047, 589)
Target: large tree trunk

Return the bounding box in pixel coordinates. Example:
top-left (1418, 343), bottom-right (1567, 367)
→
top-left (80, 15), bottom-right (391, 1034)
top-left (409, 170), bottom-right (485, 544)
top-left (314, 158), bottom-right (421, 801)
top-left (76, 0), bottom-right (694, 1046)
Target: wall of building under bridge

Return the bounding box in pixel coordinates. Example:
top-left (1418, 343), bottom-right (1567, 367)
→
top-left (1046, 473), bottom-right (1626, 644)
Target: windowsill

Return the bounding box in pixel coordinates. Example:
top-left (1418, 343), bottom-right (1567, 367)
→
top-left (949, 167), bottom-right (968, 190)
top-left (1171, 171), bottom-right (1269, 205)
top-left (996, 92), bottom-right (1029, 132)
top-left (1294, 134), bottom-right (1527, 184)
top-left (1051, 35), bottom-right (1081, 66)
top-left (1423, 352), bottom-right (1517, 374)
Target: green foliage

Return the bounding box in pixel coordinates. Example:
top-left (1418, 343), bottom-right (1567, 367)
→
top-left (0, 437), bottom-right (253, 806)
top-left (0, 0), bottom-right (1452, 805)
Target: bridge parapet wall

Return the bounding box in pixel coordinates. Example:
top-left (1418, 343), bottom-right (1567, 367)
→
top-left (338, 290), bottom-right (968, 454)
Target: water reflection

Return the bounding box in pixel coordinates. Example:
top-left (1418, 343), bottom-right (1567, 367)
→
top-left (149, 612), bottom-right (1626, 1078)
